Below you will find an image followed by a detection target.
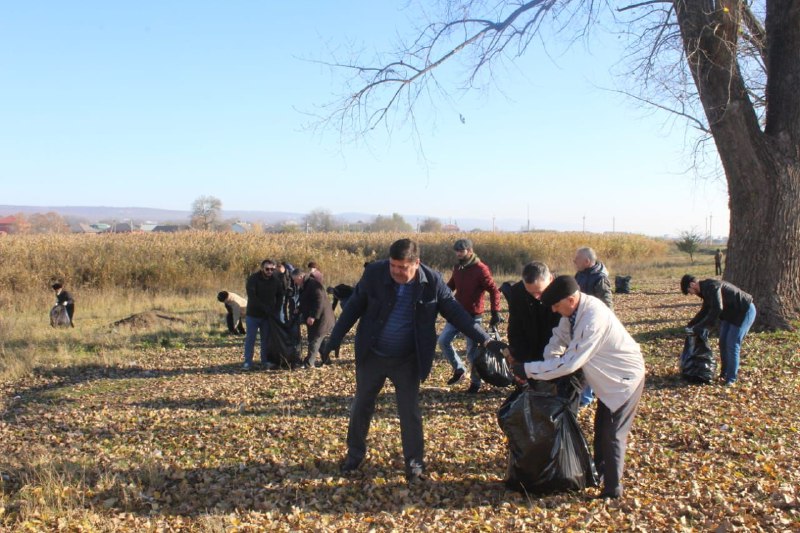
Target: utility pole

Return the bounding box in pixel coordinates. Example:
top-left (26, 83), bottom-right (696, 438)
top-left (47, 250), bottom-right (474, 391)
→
top-left (709, 213), bottom-right (713, 244)
top-left (582, 215), bottom-right (586, 233)
top-left (526, 204), bottom-right (530, 232)
top-left (612, 217), bottom-right (616, 233)
top-left (492, 216), bottom-right (496, 232)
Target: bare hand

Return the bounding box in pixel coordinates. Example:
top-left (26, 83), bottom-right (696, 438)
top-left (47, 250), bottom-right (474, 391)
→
top-left (306, 317), bottom-right (315, 326)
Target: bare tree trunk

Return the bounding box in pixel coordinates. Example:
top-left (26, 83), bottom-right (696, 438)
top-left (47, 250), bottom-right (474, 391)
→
top-left (675, 0), bottom-right (800, 329)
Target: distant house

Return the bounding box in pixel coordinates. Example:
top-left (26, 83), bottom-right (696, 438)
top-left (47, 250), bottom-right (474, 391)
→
top-left (0, 215), bottom-right (16, 234)
top-left (104, 222), bottom-right (134, 233)
top-left (231, 222), bottom-right (252, 234)
top-left (90, 223), bottom-right (111, 232)
top-left (152, 224), bottom-right (191, 233)
top-left (442, 224), bottom-right (460, 233)
top-left (71, 223), bottom-right (101, 234)
top-left (139, 223), bottom-right (158, 232)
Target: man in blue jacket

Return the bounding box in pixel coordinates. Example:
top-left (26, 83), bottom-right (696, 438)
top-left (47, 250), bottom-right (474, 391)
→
top-left (322, 239), bottom-right (490, 483)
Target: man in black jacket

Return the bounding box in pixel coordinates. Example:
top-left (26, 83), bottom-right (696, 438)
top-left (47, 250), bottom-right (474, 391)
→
top-left (681, 275), bottom-right (757, 385)
top-left (502, 262), bottom-right (583, 412)
top-left (321, 239), bottom-right (490, 483)
top-left (52, 283), bottom-right (75, 327)
top-left (242, 259), bottom-right (285, 370)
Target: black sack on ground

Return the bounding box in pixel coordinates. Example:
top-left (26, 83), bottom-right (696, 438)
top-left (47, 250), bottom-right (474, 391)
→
top-left (615, 275), bottom-right (632, 294)
top-left (680, 331), bottom-right (716, 384)
top-left (266, 315), bottom-right (302, 368)
top-left (473, 340), bottom-right (514, 387)
top-left (497, 382), bottom-right (599, 494)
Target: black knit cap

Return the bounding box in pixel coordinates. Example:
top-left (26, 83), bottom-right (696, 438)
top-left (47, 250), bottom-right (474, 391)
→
top-left (540, 275), bottom-right (580, 307)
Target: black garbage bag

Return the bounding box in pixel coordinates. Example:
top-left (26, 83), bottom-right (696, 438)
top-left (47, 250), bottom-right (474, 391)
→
top-left (615, 275), bottom-right (632, 294)
top-left (680, 331), bottom-right (716, 384)
top-left (473, 340), bottom-right (514, 388)
top-left (266, 314), bottom-right (302, 368)
top-left (498, 382), bottom-right (599, 494)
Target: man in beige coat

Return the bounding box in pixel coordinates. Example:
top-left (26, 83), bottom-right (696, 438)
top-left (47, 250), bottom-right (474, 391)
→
top-left (508, 275), bottom-right (645, 499)
top-left (217, 291), bottom-right (247, 335)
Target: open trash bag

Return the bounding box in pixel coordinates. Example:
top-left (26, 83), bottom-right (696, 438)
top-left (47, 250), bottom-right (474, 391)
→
top-left (498, 382), bottom-right (598, 494)
top-left (473, 340), bottom-right (514, 387)
top-left (680, 330), bottom-right (716, 384)
top-left (50, 305), bottom-right (71, 327)
top-left (266, 315), bottom-right (302, 368)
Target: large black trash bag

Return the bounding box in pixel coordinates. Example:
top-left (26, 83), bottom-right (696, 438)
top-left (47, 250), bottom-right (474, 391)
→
top-left (498, 382), bottom-right (599, 494)
top-left (615, 275), bottom-right (632, 294)
top-left (266, 315), bottom-right (302, 368)
top-left (680, 330), bottom-right (716, 384)
top-left (473, 340), bottom-right (515, 387)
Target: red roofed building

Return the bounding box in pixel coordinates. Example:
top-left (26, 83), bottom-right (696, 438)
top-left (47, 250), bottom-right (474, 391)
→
top-left (0, 215), bottom-right (17, 234)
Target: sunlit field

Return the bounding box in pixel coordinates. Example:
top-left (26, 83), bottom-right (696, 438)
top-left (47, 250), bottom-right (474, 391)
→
top-left (2, 232), bottom-right (797, 531)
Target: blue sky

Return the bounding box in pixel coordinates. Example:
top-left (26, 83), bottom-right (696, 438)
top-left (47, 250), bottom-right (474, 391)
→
top-left (0, 1), bottom-right (730, 236)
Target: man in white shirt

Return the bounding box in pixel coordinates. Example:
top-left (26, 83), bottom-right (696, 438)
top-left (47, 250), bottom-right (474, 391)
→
top-left (508, 275), bottom-right (645, 499)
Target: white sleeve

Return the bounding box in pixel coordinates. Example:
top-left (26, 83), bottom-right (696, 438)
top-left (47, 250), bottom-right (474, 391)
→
top-left (524, 313), bottom-right (608, 380)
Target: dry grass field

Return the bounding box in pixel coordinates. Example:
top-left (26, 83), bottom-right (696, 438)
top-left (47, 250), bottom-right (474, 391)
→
top-left (1, 234), bottom-right (798, 531)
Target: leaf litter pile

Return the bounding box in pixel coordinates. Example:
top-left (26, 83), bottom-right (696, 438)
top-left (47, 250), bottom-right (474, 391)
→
top-left (1, 279), bottom-right (798, 531)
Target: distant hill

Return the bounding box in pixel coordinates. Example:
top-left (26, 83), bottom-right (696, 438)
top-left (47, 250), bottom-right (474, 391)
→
top-left (0, 205), bottom-right (537, 232)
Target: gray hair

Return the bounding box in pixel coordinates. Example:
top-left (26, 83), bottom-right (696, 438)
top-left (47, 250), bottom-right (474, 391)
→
top-left (522, 262), bottom-right (550, 283)
top-left (576, 247), bottom-right (597, 263)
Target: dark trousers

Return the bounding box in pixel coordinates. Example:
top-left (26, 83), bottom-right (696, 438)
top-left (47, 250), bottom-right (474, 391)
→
top-left (593, 379), bottom-right (644, 497)
top-left (66, 303), bottom-right (75, 327)
top-left (346, 352), bottom-right (423, 473)
top-left (715, 263), bottom-right (723, 275)
top-left (225, 308), bottom-right (245, 334)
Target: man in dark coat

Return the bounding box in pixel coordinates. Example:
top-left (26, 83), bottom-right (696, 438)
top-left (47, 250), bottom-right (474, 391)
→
top-left (502, 262), bottom-right (583, 412)
top-left (52, 282), bottom-right (75, 327)
top-left (681, 274), bottom-right (756, 385)
top-left (321, 239), bottom-right (490, 483)
top-left (292, 269), bottom-right (335, 368)
top-left (242, 259), bottom-right (285, 370)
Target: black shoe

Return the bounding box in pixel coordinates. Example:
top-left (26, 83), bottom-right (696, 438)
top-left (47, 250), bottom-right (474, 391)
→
top-left (339, 456), bottom-right (362, 475)
top-left (466, 383), bottom-right (481, 394)
top-left (447, 368), bottom-right (465, 385)
top-left (263, 362), bottom-right (279, 371)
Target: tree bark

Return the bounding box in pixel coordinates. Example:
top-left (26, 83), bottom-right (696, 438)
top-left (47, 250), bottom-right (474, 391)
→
top-left (675, 0), bottom-right (800, 329)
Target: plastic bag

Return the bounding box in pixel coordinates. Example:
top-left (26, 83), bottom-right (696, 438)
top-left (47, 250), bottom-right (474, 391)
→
top-left (680, 331), bottom-right (716, 384)
top-left (497, 382), bottom-right (599, 494)
top-left (473, 339), bottom-right (514, 387)
top-left (266, 314), bottom-right (302, 368)
top-left (50, 304), bottom-right (71, 327)
top-left (615, 275), bottom-right (632, 294)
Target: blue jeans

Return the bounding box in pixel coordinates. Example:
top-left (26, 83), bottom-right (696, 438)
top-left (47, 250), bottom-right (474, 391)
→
top-left (437, 317), bottom-right (482, 386)
top-left (244, 315), bottom-right (271, 364)
top-left (718, 303), bottom-right (756, 384)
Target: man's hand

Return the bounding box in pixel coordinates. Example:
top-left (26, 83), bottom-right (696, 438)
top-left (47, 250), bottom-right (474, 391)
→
top-left (306, 317), bottom-right (316, 326)
top-left (503, 348), bottom-right (528, 385)
top-left (489, 310), bottom-right (502, 328)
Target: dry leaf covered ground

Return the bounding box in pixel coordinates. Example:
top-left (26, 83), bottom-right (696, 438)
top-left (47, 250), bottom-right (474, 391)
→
top-left (1, 278), bottom-right (798, 531)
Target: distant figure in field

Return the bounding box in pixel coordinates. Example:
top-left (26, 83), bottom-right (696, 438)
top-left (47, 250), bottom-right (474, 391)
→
top-left (307, 261), bottom-right (324, 284)
top-left (573, 247), bottom-right (613, 408)
top-left (242, 259), bottom-right (285, 370)
top-left (217, 291), bottom-right (247, 335)
top-left (714, 249), bottom-right (724, 276)
top-left (51, 282), bottom-right (75, 327)
top-left (292, 269), bottom-right (335, 368)
top-left (681, 274), bottom-right (756, 386)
